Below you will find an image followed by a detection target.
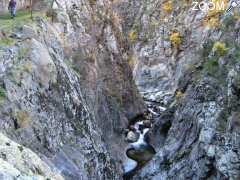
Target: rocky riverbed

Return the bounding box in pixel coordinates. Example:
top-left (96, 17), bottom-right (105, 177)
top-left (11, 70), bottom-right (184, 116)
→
top-left (123, 102), bottom-right (171, 178)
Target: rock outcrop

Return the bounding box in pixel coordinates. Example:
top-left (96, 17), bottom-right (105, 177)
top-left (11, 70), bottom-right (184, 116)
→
top-left (116, 0), bottom-right (240, 179)
top-left (0, 0), bottom-right (145, 179)
top-left (0, 133), bottom-right (64, 180)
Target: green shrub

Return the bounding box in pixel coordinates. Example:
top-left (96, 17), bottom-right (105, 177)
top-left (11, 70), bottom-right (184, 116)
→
top-left (213, 41), bottom-right (228, 56)
top-left (222, 15), bottom-right (236, 29)
top-left (0, 87), bottom-right (6, 98)
top-left (204, 58), bottom-right (219, 75)
top-left (0, 38), bottom-right (15, 46)
top-left (18, 47), bottom-right (29, 59)
top-left (0, 87), bottom-right (6, 104)
top-left (226, 43), bottom-right (240, 63)
top-left (233, 48), bottom-right (240, 62)
top-left (201, 40), bottom-right (214, 58)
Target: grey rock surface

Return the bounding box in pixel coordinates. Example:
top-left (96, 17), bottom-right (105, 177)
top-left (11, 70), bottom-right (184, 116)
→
top-left (116, 0), bottom-right (240, 179)
top-left (126, 131), bottom-right (139, 143)
top-left (0, 133), bottom-right (64, 180)
top-left (0, 0), bottom-right (145, 179)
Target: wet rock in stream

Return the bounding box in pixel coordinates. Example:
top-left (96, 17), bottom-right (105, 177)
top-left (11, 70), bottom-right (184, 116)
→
top-left (123, 107), bottom-right (162, 179)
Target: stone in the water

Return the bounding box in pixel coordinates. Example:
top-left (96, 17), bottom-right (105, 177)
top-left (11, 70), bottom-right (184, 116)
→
top-left (126, 131), bottom-right (139, 143)
top-left (123, 158), bottom-right (138, 174)
top-left (127, 128), bottom-right (156, 163)
top-left (126, 145), bottom-right (155, 163)
top-left (143, 120), bottom-right (152, 128)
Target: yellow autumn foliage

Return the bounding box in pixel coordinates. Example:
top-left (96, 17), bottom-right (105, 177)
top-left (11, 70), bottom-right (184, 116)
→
top-left (204, 0), bottom-right (227, 27)
top-left (176, 90), bottom-right (184, 99)
top-left (128, 30), bottom-right (137, 43)
top-left (213, 41), bottom-right (228, 56)
top-left (208, 0), bottom-right (228, 16)
top-left (163, 1), bottom-right (173, 13)
top-left (128, 54), bottom-right (137, 69)
top-left (204, 16), bottom-right (220, 27)
top-left (169, 32), bottom-right (181, 48)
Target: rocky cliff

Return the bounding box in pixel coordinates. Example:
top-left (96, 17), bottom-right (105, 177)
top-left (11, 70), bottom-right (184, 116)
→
top-left (0, 0), bottom-right (144, 179)
top-left (0, 0), bottom-right (240, 180)
top-left (116, 0), bottom-right (240, 179)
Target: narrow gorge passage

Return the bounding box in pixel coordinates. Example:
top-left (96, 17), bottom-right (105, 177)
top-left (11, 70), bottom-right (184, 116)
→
top-left (123, 102), bottom-right (168, 179)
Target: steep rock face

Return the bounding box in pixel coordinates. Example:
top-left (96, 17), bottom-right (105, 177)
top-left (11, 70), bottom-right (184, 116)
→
top-left (56, 0), bottom-right (146, 162)
top-left (0, 133), bottom-right (64, 180)
top-left (114, 0), bottom-right (240, 179)
top-left (117, 0), bottom-right (221, 104)
top-left (0, 0), bottom-right (145, 179)
top-left (0, 26), bottom-right (121, 179)
top-left (135, 71), bottom-right (240, 179)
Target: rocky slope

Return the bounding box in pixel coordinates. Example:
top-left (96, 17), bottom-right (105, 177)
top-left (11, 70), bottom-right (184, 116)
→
top-left (116, 0), bottom-right (240, 179)
top-left (0, 133), bottom-right (64, 179)
top-left (0, 0), bottom-right (240, 180)
top-left (0, 0), bottom-right (144, 179)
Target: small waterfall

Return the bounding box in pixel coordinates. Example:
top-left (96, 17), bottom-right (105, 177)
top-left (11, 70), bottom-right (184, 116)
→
top-left (123, 103), bottom-right (166, 179)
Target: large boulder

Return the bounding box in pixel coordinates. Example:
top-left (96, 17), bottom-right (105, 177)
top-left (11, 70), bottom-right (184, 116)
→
top-left (0, 133), bottom-right (64, 180)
